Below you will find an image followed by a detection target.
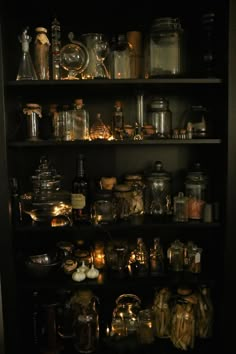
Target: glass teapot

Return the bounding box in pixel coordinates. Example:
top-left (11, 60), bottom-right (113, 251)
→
top-left (110, 293), bottom-right (141, 338)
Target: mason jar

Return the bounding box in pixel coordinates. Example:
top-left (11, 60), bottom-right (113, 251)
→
top-left (147, 97), bottom-right (172, 138)
top-left (145, 17), bottom-right (184, 78)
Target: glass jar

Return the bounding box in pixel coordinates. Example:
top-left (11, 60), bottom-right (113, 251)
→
top-left (91, 190), bottom-right (116, 224)
top-left (167, 239), bottom-right (184, 272)
top-left (144, 161), bottom-right (172, 216)
top-left (185, 162), bottom-right (208, 220)
top-left (170, 287), bottom-right (197, 350)
top-left (23, 103), bottom-right (42, 141)
top-left (70, 289), bottom-right (99, 353)
top-left (147, 97), bottom-right (172, 138)
top-left (34, 27), bottom-right (50, 80)
top-left (145, 17), bottom-right (184, 78)
top-left (152, 287), bottom-right (172, 338)
top-left (114, 184), bottom-right (133, 220)
top-left (137, 309), bottom-right (155, 344)
top-left (124, 174), bottom-right (144, 216)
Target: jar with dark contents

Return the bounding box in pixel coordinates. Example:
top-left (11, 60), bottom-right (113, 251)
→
top-left (124, 174), bottom-right (144, 216)
top-left (114, 184), bottom-right (133, 220)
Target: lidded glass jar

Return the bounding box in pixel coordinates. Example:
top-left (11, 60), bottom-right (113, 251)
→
top-left (70, 289), bottom-right (99, 353)
top-left (114, 184), bottom-right (133, 220)
top-left (145, 17), bottom-right (184, 78)
top-left (144, 161), bottom-right (172, 216)
top-left (91, 190), bottom-right (117, 224)
top-left (124, 173), bottom-right (144, 216)
top-left (185, 162), bottom-right (208, 220)
top-left (147, 97), bottom-right (172, 138)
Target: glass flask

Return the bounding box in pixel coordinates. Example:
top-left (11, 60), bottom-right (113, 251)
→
top-left (60, 32), bottom-right (89, 80)
top-left (16, 27), bottom-right (37, 80)
top-left (90, 113), bottom-right (111, 140)
top-left (93, 33), bottom-right (110, 79)
top-left (70, 289), bottom-right (99, 353)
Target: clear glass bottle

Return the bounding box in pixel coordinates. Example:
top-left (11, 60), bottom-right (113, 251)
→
top-left (112, 100), bottom-right (124, 140)
top-left (129, 237), bottom-right (149, 277)
top-left (51, 17), bottom-right (61, 80)
top-left (16, 27), bottom-right (37, 80)
top-left (71, 99), bottom-right (90, 140)
top-left (34, 27), bottom-right (50, 80)
top-left (149, 237), bottom-right (165, 276)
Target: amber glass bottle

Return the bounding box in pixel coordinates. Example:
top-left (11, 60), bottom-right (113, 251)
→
top-left (71, 154), bottom-right (90, 224)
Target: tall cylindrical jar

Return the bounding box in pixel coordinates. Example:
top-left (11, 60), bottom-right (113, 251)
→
top-left (34, 27), bottom-right (50, 80)
top-left (70, 289), bottom-right (99, 354)
top-left (145, 17), bottom-right (184, 78)
top-left (23, 103), bottom-right (42, 141)
top-left (185, 162), bottom-right (208, 220)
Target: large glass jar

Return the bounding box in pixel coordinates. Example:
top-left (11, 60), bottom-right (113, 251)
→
top-left (70, 289), bottom-right (99, 353)
top-left (144, 161), bottom-right (172, 216)
top-left (145, 17), bottom-right (184, 78)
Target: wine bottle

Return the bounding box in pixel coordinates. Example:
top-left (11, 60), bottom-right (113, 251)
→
top-left (71, 154), bottom-right (90, 224)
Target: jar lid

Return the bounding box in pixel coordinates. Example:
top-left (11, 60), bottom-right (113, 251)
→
top-left (35, 27), bottom-right (47, 33)
top-left (114, 184), bottom-right (131, 192)
top-left (94, 190), bottom-right (113, 200)
top-left (186, 162), bottom-right (208, 182)
top-left (147, 161), bottom-right (171, 179)
top-left (124, 174), bottom-right (142, 181)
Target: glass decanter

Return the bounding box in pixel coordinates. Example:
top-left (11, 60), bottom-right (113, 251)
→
top-left (16, 27), bottom-right (37, 80)
top-left (93, 34), bottom-right (110, 79)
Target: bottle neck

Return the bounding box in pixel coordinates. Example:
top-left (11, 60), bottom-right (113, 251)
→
top-left (76, 156), bottom-right (85, 177)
